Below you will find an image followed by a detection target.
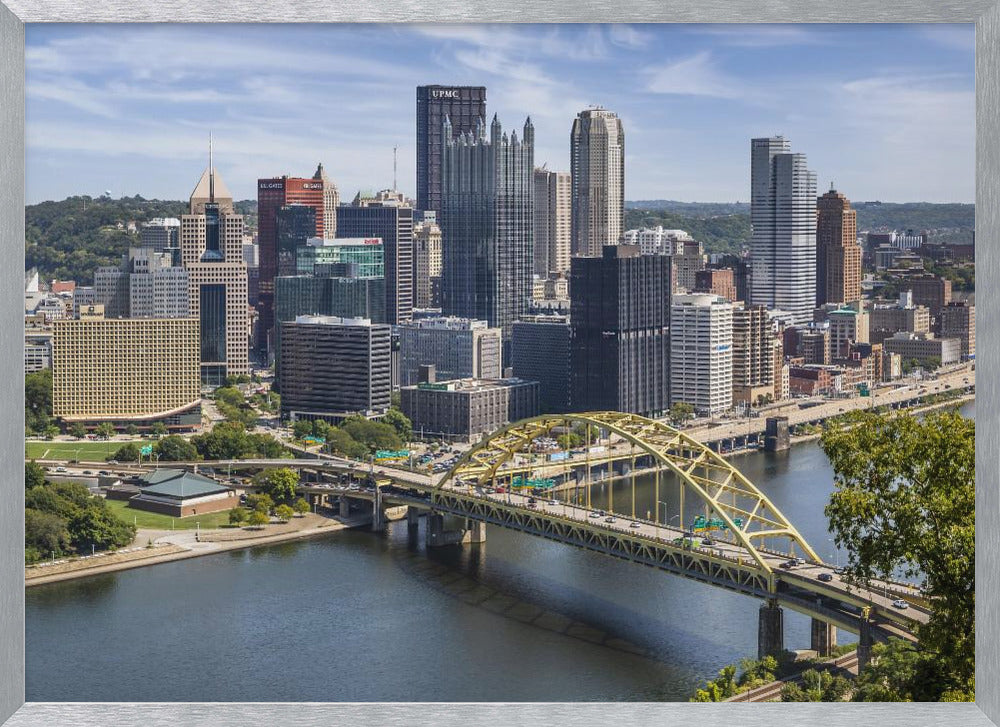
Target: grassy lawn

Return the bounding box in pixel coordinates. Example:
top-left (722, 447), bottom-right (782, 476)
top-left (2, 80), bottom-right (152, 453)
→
top-left (105, 498), bottom-right (235, 530)
top-left (25, 439), bottom-right (157, 461)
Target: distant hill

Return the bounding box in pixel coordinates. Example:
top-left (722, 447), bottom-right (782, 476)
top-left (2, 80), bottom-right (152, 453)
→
top-left (26, 195), bottom-right (256, 283)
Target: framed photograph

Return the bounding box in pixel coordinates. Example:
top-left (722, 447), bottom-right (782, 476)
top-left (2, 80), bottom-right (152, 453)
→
top-left (2, 3), bottom-right (997, 726)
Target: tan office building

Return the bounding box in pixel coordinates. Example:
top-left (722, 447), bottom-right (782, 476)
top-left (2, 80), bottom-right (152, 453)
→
top-left (533, 167), bottom-right (571, 276)
top-left (52, 316), bottom-right (201, 428)
top-left (571, 108), bottom-right (625, 257)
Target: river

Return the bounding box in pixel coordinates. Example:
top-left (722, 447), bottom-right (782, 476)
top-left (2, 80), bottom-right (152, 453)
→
top-left (25, 400), bottom-right (974, 702)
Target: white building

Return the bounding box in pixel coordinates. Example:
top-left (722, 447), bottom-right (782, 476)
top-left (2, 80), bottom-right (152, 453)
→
top-left (398, 316), bottom-right (502, 387)
top-left (670, 293), bottom-right (734, 416)
top-left (620, 226), bottom-right (692, 256)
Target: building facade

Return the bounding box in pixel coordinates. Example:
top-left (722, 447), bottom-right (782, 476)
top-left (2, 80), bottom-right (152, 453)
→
top-left (416, 85), bottom-right (487, 215)
top-left (571, 245), bottom-right (671, 417)
top-left (140, 218), bottom-right (180, 253)
top-left (441, 114), bottom-right (534, 348)
top-left (278, 315), bottom-right (392, 421)
top-left (694, 268), bottom-right (738, 302)
top-left (52, 315), bottom-right (201, 428)
top-left (816, 188), bottom-right (861, 306)
top-left (413, 218), bottom-right (443, 308)
top-left (398, 316), bottom-right (502, 386)
top-left (511, 314), bottom-right (572, 414)
top-left (750, 136), bottom-right (817, 324)
top-left (571, 108), bottom-right (625, 258)
top-left (939, 301), bottom-right (976, 359)
top-left (883, 333), bottom-right (961, 367)
top-left (670, 294), bottom-right (734, 416)
top-left (313, 162), bottom-right (340, 239)
top-left (400, 377), bottom-right (538, 442)
top-left (275, 204), bottom-right (318, 277)
top-left (731, 304), bottom-right (777, 406)
top-left (533, 167), bottom-right (571, 277)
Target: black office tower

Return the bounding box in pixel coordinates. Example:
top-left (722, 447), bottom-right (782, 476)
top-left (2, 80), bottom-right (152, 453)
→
top-left (416, 85), bottom-right (486, 215)
top-left (570, 244), bottom-right (672, 417)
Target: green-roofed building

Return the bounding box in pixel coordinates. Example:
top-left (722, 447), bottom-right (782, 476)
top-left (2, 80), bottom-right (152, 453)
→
top-left (128, 468), bottom-right (238, 517)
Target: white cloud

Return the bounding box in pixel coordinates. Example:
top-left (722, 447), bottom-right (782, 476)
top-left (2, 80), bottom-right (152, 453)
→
top-left (687, 25), bottom-right (825, 48)
top-left (643, 51), bottom-right (746, 99)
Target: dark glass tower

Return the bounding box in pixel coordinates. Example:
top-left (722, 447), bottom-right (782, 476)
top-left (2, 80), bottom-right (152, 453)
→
top-left (416, 85), bottom-right (486, 215)
top-left (441, 114), bottom-right (534, 360)
top-left (570, 245), bottom-right (673, 418)
top-left (275, 205), bottom-right (317, 277)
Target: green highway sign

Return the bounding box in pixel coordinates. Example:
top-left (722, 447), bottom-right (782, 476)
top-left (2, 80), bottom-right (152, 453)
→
top-left (140, 445), bottom-right (153, 456)
top-left (511, 476), bottom-right (556, 489)
top-left (375, 449), bottom-right (409, 460)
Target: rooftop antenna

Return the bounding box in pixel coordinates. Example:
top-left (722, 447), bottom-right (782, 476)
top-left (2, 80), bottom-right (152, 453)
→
top-left (393, 146), bottom-right (398, 192)
top-left (209, 132), bottom-right (215, 202)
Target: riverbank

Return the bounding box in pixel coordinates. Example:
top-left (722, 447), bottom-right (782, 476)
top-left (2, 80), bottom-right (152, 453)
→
top-left (25, 511), bottom-right (372, 587)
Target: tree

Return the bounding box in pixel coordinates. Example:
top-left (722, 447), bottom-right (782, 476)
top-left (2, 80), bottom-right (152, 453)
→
top-left (247, 509), bottom-right (270, 529)
top-left (69, 422), bottom-right (87, 439)
top-left (341, 416), bottom-right (402, 453)
top-left (228, 507), bottom-right (247, 526)
top-left (109, 442), bottom-right (141, 462)
top-left (691, 664), bottom-right (738, 702)
top-left (25, 368), bottom-right (53, 433)
top-left (95, 422), bottom-right (115, 439)
top-left (246, 493), bottom-right (273, 514)
top-left (293, 498), bottom-right (310, 517)
top-left (781, 669), bottom-right (851, 702)
top-left (292, 420), bottom-right (314, 440)
top-left (150, 421), bottom-right (168, 438)
top-left (125, 424), bottom-right (139, 436)
top-left (311, 418), bottom-right (332, 441)
top-left (25, 508), bottom-right (72, 560)
top-left (274, 504), bottom-right (294, 522)
top-left (25, 461), bottom-right (47, 491)
top-left (254, 468), bottom-right (299, 504)
top-left (325, 427), bottom-right (368, 460)
top-left (821, 409), bottom-right (974, 699)
top-left (155, 435), bottom-right (199, 462)
top-left (383, 408), bottom-right (412, 443)
top-left (68, 502), bottom-right (136, 552)
top-left (670, 402), bottom-right (695, 426)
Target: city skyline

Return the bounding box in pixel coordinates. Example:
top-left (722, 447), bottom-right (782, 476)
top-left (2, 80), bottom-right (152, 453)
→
top-left (26, 23), bottom-right (974, 205)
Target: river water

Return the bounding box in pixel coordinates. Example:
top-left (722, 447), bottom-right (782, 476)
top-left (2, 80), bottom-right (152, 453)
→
top-left (25, 401), bottom-right (974, 702)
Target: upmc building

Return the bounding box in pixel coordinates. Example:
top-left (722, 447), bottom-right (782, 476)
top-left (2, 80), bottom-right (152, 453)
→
top-left (257, 176), bottom-right (326, 352)
top-left (416, 85), bottom-right (487, 215)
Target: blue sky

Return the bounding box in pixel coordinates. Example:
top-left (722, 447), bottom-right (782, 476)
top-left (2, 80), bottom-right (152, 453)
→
top-left (26, 23), bottom-right (975, 205)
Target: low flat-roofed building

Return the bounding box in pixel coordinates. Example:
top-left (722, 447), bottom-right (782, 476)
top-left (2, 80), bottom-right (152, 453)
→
top-left (883, 332), bottom-right (961, 367)
top-left (401, 377), bottom-right (539, 442)
top-left (128, 469), bottom-right (238, 517)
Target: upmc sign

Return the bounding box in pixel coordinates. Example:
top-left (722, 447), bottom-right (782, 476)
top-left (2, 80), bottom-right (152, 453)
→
top-left (431, 88), bottom-right (461, 99)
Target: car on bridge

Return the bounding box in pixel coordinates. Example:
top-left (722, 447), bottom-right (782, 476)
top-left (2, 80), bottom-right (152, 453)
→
top-left (818, 573), bottom-right (833, 582)
top-left (605, 516), bottom-right (616, 523)
top-left (892, 599), bottom-right (909, 610)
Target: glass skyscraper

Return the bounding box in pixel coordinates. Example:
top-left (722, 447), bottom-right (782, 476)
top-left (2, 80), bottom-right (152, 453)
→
top-left (441, 114), bottom-right (534, 356)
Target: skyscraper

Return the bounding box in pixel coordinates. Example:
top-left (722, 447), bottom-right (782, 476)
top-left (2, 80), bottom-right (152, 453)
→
top-left (181, 150), bottom-right (249, 385)
top-left (257, 175), bottom-right (326, 352)
top-left (441, 114), bottom-right (534, 350)
top-left (413, 217), bottom-right (442, 309)
top-left (275, 205), bottom-right (317, 277)
top-left (313, 162), bottom-right (340, 239)
top-left (337, 200), bottom-right (414, 325)
top-left (571, 108), bottom-right (625, 258)
top-left (570, 245), bottom-right (671, 417)
top-left (816, 187), bottom-right (861, 306)
top-left (670, 294), bottom-right (733, 416)
top-left (533, 167), bottom-right (571, 276)
top-left (750, 136), bottom-right (817, 325)
top-left (416, 85), bottom-right (487, 215)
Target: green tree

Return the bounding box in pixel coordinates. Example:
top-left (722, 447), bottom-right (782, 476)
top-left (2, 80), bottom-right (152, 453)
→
top-left (821, 409), bottom-right (975, 699)
top-left (68, 502), bottom-right (136, 552)
top-left (25, 460), bottom-right (47, 491)
top-left (155, 435), bottom-right (199, 462)
top-left (247, 509), bottom-right (270, 529)
top-left (325, 427), bottom-right (368, 460)
top-left (25, 368), bottom-right (53, 433)
top-left (670, 401), bottom-right (695, 426)
top-left (341, 416), bottom-right (402, 453)
top-left (691, 664), bottom-right (738, 702)
top-left (311, 418), bottom-right (332, 441)
top-left (383, 408), bottom-right (413, 443)
top-left (246, 493), bottom-right (274, 514)
top-left (292, 420), bottom-right (314, 440)
top-left (125, 423), bottom-right (139, 436)
top-left (25, 508), bottom-right (72, 561)
top-left (254, 468), bottom-right (299, 504)
top-left (109, 442), bottom-right (141, 462)
top-left (781, 669), bottom-right (851, 702)
top-left (69, 422), bottom-right (87, 439)
top-left (293, 498), bottom-right (310, 517)
top-left (228, 507), bottom-right (247, 526)
top-left (274, 504), bottom-right (294, 522)
top-left (150, 421), bottom-right (168, 438)
top-left (95, 422), bottom-right (115, 439)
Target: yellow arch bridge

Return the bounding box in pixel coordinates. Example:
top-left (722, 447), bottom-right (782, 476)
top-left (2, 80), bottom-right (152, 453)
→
top-left (188, 412), bottom-right (931, 663)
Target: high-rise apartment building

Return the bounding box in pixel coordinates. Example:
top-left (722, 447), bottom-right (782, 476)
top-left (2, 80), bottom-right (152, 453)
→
top-left (827, 307), bottom-right (869, 359)
top-left (413, 217), bottom-right (442, 308)
top-left (533, 167), bottom-right (571, 276)
top-left (670, 294), bottom-right (733, 416)
top-left (257, 175), bottom-right (326, 350)
top-left (816, 188), bottom-right (861, 306)
top-left (398, 316), bottom-right (502, 386)
top-left (416, 85), bottom-right (487, 215)
top-left (182, 159), bottom-right (249, 385)
top-left (337, 200), bottom-right (414, 325)
top-left (441, 114), bottom-right (534, 349)
top-left (673, 238), bottom-right (706, 292)
top-left (571, 108), bottom-right (625, 258)
top-left (571, 245), bottom-right (671, 417)
top-left (52, 315), bottom-right (201, 428)
top-left (750, 136), bottom-right (817, 324)
top-left (511, 314), bottom-right (572, 414)
top-left (278, 315), bottom-right (391, 422)
top-left (939, 301), bottom-right (976, 360)
top-left (731, 304), bottom-right (777, 406)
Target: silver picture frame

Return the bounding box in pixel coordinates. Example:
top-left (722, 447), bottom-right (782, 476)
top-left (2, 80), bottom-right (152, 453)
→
top-left (1, 3), bottom-right (996, 725)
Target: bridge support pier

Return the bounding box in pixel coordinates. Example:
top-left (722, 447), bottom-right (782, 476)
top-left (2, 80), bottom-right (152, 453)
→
top-left (758, 600), bottom-right (784, 659)
top-left (371, 506), bottom-right (386, 532)
top-left (858, 615), bottom-right (874, 672)
top-left (810, 618), bottom-right (837, 657)
top-left (465, 519), bottom-right (486, 544)
top-left (426, 513), bottom-right (485, 547)
top-left (407, 506), bottom-right (421, 535)
top-left (338, 496), bottom-right (350, 519)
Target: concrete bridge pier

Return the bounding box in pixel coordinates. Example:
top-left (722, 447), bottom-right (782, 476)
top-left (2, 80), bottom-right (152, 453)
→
top-left (758, 600), bottom-right (784, 659)
top-left (371, 505), bottom-right (386, 532)
top-left (338, 496), bottom-right (350, 519)
top-left (406, 506), bottom-right (421, 536)
top-left (426, 513), bottom-right (485, 548)
top-left (465, 519), bottom-right (486, 544)
top-left (857, 614), bottom-right (874, 672)
top-left (810, 618), bottom-right (837, 657)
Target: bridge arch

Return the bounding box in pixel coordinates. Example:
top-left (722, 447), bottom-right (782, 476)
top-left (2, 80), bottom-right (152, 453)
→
top-left (437, 411), bottom-right (820, 574)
